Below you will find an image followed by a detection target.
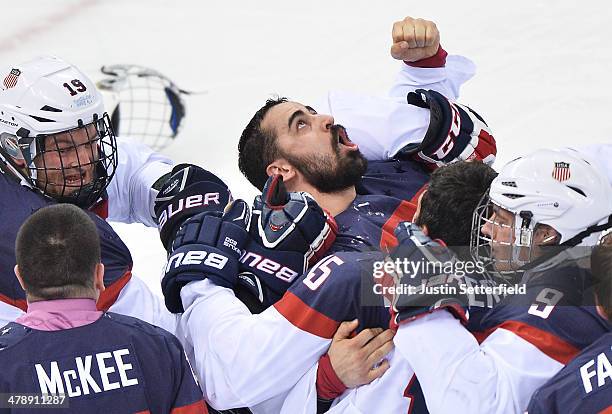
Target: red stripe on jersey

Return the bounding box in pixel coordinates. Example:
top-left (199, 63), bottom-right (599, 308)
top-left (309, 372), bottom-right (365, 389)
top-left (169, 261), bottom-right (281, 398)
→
top-left (90, 198), bottom-right (109, 219)
top-left (598, 406), bottom-right (612, 414)
top-left (171, 399), bottom-right (208, 414)
top-left (379, 194), bottom-right (421, 251)
top-left (96, 269), bottom-right (132, 311)
top-left (497, 320), bottom-right (580, 365)
top-left (274, 291), bottom-right (339, 339)
top-left (471, 330), bottom-right (491, 344)
top-left (0, 292), bottom-right (27, 312)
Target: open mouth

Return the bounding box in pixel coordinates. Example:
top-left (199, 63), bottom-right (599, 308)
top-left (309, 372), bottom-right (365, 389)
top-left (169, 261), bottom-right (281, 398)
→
top-left (64, 171), bottom-right (87, 186)
top-left (336, 125), bottom-right (359, 150)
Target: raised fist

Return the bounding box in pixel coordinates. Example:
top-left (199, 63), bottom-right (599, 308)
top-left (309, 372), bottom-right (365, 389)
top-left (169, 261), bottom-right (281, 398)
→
top-left (391, 16), bottom-right (440, 62)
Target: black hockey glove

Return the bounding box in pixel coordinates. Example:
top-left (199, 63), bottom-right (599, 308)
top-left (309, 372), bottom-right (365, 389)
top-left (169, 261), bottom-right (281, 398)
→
top-left (389, 222), bottom-right (469, 328)
top-left (154, 163), bottom-right (232, 250)
top-left (398, 89), bottom-right (496, 169)
top-left (236, 175), bottom-right (338, 310)
top-left (162, 200), bottom-right (250, 313)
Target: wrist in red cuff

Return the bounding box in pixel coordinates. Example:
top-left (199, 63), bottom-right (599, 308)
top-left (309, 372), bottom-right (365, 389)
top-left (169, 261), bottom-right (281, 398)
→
top-left (316, 353), bottom-right (347, 400)
top-left (405, 45), bottom-right (448, 68)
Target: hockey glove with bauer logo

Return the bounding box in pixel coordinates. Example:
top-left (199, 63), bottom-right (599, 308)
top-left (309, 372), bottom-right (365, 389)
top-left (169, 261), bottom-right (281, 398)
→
top-left (389, 222), bottom-right (469, 328)
top-left (154, 163), bottom-right (232, 251)
top-left (397, 89), bottom-right (496, 169)
top-left (236, 174), bottom-right (338, 310)
top-left (162, 200), bottom-right (250, 313)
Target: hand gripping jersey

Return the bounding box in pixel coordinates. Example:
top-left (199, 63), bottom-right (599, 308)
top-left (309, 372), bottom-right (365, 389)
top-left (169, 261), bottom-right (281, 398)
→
top-left (527, 331), bottom-right (612, 414)
top-left (395, 253), bottom-right (611, 414)
top-left (0, 138), bottom-right (176, 332)
top-left (0, 312), bottom-right (206, 414)
top-left (279, 243), bottom-right (502, 414)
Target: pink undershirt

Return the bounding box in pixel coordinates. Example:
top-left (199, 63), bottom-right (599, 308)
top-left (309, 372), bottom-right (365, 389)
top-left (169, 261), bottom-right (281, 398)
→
top-left (15, 298), bottom-right (103, 331)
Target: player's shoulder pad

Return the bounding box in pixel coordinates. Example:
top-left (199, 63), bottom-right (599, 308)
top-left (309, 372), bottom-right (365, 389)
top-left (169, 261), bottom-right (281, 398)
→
top-left (103, 312), bottom-right (178, 341)
top-left (331, 251), bottom-right (385, 275)
top-left (0, 323), bottom-right (31, 352)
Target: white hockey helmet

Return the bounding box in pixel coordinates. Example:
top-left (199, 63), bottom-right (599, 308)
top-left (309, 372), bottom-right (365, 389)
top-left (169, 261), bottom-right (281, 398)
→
top-left (0, 56), bottom-right (117, 207)
top-left (471, 148), bottom-right (612, 274)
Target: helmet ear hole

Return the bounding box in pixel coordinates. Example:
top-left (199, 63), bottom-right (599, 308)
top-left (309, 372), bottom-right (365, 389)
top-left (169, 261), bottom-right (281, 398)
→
top-left (533, 224), bottom-right (561, 246)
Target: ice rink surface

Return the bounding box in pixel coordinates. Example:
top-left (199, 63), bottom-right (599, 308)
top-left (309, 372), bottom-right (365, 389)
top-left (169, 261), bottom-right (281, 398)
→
top-left (6, 0), bottom-right (611, 295)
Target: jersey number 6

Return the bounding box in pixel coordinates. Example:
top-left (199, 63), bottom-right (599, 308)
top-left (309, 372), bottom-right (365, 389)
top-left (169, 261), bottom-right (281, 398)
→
top-left (303, 255), bottom-right (344, 291)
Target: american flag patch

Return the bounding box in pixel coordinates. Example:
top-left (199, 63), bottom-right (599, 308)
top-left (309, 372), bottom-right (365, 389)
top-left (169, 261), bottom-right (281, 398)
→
top-left (3, 68), bottom-right (21, 89)
top-left (552, 162), bottom-right (571, 181)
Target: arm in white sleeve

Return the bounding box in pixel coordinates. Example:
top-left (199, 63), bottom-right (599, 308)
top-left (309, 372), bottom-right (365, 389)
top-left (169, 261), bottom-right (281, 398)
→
top-left (106, 137), bottom-right (173, 226)
top-left (0, 301), bottom-right (25, 327)
top-left (314, 91), bottom-right (430, 161)
top-left (313, 56), bottom-right (476, 161)
top-left (279, 364), bottom-right (319, 414)
top-left (108, 275), bottom-right (179, 335)
top-left (179, 280), bottom-right (331, 410)
top-left (389, 55), bottom-right (476, 101)
top-left (395, 312), bottom-right (563, 414)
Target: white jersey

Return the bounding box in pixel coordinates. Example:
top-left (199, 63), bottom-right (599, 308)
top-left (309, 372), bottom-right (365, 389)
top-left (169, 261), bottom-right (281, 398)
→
top-left (107, 136), bottom-right (173, 226)
top-left (315, 55), bottom-right (476, 161)
top-left (103, 136), bottom-right (177, 332)
top-left (178, 280), bottom-right (331, 413)
top-left (174, 56), bottom-right (477, 413)
top-left (278, 349), bottom-right (416, 414)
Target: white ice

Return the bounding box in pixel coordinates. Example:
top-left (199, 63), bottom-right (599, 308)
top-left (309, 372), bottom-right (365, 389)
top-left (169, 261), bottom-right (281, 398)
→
top-left (6, 0), bottom-right (611, 296)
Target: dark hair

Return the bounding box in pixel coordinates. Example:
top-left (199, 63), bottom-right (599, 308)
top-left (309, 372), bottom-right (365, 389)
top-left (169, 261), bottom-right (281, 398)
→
top-left (416, 161), bottom-right (497, 249)
top-left (15, 204), bottom-right (101, 300)
top-left (238, 97), bottom-right (287, 190)
top-left (591, 244), bottom-right (612, 319)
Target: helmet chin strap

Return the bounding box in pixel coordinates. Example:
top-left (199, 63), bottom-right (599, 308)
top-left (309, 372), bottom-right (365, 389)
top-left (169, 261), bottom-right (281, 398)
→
top-left (0, 151), bottom-right (38, 189)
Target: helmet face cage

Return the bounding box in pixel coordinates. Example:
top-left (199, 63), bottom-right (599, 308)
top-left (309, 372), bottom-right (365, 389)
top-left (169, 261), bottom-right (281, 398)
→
top-left (98, 64), bottom-right (187, 151)
top-left (470, 194), bottom-right (538, 280)
top-left (25, 113), bottom-right (118, 208)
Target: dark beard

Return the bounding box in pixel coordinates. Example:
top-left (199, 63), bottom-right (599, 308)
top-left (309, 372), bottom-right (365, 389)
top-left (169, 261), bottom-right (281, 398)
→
top-left (282, 125), bottom-right (368, 193)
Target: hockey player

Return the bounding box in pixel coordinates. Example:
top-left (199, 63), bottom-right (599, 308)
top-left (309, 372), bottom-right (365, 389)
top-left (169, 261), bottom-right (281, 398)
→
top-left (161, 160), bottom-right (498, 413)
top-left (0, 56), bottom-right (196, 332)
top-left (392, 148), bottom-right (612, 413)
top-left (274, 160), bottom-right (500, 413)
top-left (526, 242), bottom-right (612, 414)
top-left (238, 16), bottom-right (497, 257)
top-left (0, 204), bottom-right (206, 413)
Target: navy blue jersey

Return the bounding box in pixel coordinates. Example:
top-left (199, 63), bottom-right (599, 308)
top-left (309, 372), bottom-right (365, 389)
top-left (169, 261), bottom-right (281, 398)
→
top-left (527, 331), bottom-right (612, 414)
top-left (275, 251), bottom-right (389, 338)
top-left (332, 159), bottom-right (429, 254)
top-left (357, 158), bottom-right (429, 200)
top-left (479, 259), bottom-right (609, 366)
top-left (0, 312), bottom-right (206, 414)
top-left (0, 173), bottom-right (133, 313)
